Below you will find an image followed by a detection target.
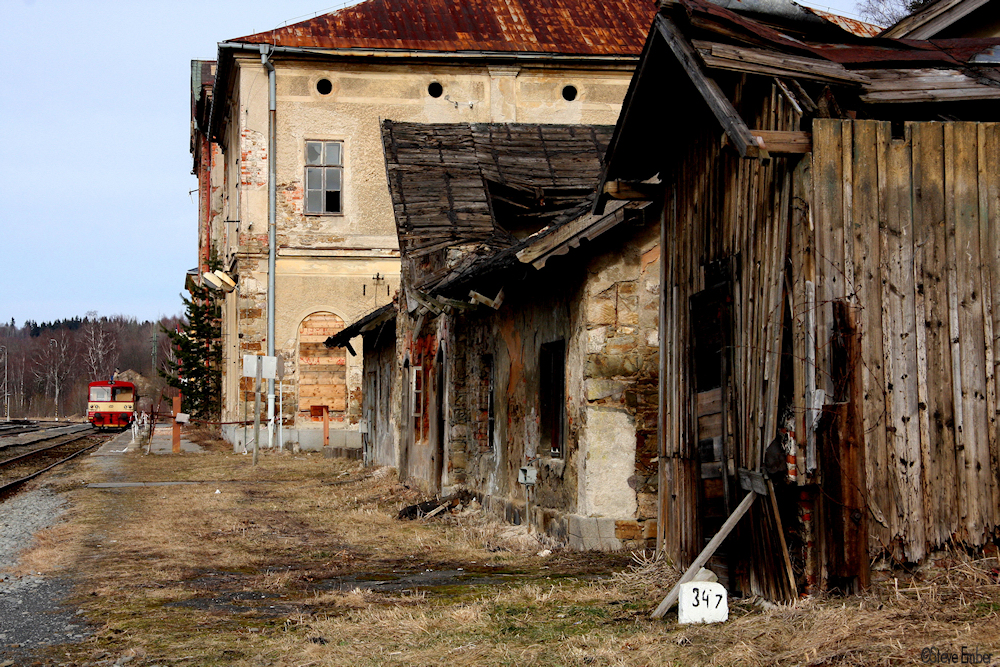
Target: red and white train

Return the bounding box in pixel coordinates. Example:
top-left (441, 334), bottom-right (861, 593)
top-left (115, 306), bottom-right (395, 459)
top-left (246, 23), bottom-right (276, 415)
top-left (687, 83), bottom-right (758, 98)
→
top-left (87, 380), bottom-right (137, 429)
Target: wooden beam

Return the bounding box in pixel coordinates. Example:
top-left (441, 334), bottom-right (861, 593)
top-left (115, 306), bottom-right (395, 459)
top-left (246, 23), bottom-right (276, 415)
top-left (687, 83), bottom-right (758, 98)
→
top-left (654, 15), bottom-right (760, 159)
top-left (469, 288), bottom-right (504, 310)
top-left (651, 491), bottom-right (758, 618)
top-left (603, 180), bottom-right (656, 200)
top-left (692, 40), bottom-right (868, 86)
top-left (751, 130), bottom-right (812, 154)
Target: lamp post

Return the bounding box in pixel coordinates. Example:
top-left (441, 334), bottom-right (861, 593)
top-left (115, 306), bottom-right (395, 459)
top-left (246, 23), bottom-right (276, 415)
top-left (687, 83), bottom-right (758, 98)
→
top-left (0, 346), bottom-right (7, 422)
top-left (49, 338), bottom-right (59, 422)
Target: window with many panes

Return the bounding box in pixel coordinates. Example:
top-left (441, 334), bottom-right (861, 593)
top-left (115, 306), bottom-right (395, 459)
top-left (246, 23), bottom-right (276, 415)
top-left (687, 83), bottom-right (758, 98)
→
top-left (305, 140), bottom-right (343, 214)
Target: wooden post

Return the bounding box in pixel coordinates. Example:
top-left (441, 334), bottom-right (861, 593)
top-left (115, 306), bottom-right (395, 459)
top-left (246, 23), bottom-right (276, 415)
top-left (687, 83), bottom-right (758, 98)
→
top-left (311, 405), bottom-right (330, 448)
top-left (652, 491), bottom-right (757, 618)
top-left (172, 393), bottom-right (181, 454)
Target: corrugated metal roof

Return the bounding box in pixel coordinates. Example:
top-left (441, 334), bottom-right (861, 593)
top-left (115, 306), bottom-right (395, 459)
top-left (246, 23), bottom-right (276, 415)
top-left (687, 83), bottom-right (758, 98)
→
top-left (228, 0), bottom-right (655, 55)
top-left (805, 7), bottom-right (883, 37)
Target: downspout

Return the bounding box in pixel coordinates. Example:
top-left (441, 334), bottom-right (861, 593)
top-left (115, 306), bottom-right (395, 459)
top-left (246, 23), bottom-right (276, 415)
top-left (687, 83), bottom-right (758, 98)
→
top-left (262, 45), bottom-right (277, 447)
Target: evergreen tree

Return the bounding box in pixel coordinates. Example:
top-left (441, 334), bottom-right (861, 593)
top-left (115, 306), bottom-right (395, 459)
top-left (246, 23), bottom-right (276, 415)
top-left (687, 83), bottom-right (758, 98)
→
top-left (159, 281), bottom-right (222, 420)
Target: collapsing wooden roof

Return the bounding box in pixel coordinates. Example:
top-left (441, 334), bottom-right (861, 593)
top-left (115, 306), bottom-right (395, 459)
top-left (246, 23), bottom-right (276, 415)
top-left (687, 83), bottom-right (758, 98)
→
top-left (380, 120), bottom-right (650, 304)
top-left (382, 122), bottom-right (618, 279)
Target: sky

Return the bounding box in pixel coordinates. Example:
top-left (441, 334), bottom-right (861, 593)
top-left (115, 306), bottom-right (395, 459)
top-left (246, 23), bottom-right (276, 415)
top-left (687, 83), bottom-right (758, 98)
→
top-left (0, 0), bottom-right (863, 328)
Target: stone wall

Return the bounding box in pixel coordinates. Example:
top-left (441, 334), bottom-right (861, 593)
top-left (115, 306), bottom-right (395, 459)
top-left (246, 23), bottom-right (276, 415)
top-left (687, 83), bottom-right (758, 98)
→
top-left (210, 55), bottom-right (635, 444)
top-left (399, 215), bottom-right (660, 550)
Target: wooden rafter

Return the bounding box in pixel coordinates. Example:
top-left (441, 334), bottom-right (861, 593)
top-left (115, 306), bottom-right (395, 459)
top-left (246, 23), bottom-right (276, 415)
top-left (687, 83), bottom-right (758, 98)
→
top-left (654, 15), bottom-right (761, 159)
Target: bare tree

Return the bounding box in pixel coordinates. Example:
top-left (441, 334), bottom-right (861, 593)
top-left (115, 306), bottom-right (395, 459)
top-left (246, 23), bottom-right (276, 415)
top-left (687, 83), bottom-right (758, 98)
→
top-left (856, 0), bottom-right (917, 26)
top-left (33, 331), bottom-right (76, 420)
top-left (82, 311), bottom-right (119, 381)
top-left (10, 345), bottom-right (27, 415)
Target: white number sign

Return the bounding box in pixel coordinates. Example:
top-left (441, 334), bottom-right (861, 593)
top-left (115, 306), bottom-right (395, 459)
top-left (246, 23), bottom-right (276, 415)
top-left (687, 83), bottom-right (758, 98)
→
top-left (678, 581), bottom-right (728, 624)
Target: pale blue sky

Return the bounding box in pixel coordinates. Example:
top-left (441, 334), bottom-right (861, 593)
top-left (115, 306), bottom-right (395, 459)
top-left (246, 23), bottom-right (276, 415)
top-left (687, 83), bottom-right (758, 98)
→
top-left (0, 0), bottom-right (861, 327)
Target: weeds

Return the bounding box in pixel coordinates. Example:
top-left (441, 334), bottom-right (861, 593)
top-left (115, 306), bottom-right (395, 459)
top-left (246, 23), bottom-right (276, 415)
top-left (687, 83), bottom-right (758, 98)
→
top-left (8, 450), bottom-right (1000, 666)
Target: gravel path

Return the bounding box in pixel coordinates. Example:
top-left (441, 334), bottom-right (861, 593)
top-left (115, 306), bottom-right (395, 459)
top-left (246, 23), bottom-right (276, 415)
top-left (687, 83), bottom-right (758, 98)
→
top-left (0, 488), bottom-right (93, 664)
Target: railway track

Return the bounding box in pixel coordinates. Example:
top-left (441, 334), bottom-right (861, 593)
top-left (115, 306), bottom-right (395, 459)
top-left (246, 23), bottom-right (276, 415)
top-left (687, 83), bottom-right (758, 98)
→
top-left (0, 427), bottom-right (112, 498)
top-left (0, 420), bottom-right (44, 437)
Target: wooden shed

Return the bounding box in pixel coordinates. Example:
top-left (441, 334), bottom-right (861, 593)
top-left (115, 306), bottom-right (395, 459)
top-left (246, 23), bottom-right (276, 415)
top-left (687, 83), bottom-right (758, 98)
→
top-left (600, 0), bottom-right (1000, 597)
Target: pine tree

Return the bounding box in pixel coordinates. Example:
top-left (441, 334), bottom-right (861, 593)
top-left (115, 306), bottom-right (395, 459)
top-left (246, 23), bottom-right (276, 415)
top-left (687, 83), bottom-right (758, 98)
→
top-left (159, 281), bottom-right (222, 420)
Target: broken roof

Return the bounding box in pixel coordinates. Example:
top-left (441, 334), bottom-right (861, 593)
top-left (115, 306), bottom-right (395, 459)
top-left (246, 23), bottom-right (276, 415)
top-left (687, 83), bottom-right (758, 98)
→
top-left (226, 0), bottom-right (655, 56)
top-left (324, 303), bottom-right (395, 351)
top-left (881, 0), bottom-right (998, 39)
top-left (599, 0), bottom-right (1000, 191)
top-left (382, 121), bottom-right (615, 267)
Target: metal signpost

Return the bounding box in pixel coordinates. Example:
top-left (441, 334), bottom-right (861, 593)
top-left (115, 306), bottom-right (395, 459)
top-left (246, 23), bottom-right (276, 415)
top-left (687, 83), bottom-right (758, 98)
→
top-left (243, 354), bottom-right (281, 465)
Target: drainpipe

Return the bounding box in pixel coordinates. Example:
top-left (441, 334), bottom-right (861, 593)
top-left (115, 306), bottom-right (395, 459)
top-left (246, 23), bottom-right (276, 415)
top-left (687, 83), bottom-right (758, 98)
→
top-left (262, 45), bottom-right (277, 448)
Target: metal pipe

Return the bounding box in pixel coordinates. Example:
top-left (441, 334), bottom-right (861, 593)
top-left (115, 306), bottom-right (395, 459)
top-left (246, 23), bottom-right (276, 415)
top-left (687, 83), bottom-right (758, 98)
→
top-left (262, 45), bottom-right (277, 449)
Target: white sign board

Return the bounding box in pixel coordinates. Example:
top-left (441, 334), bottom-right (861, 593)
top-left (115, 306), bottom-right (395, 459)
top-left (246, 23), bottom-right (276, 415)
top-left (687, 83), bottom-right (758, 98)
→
top-left (260, 356), bottom-right (278, 380)
top-left (242, 355), bottom-right (259, 378)
top-left (518, 466), bottom-right (537, 485)
top-left (678, 581), bottom-right (728, 624)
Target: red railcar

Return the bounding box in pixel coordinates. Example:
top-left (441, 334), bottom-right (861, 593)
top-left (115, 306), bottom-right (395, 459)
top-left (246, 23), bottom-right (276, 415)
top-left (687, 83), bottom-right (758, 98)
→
top-left (87, 380), bottom-right (137, 429)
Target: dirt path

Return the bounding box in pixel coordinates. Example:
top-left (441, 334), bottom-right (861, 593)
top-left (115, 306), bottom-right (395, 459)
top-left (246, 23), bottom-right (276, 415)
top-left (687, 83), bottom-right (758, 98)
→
top-left (6, 446), bottom-right (1000, 667)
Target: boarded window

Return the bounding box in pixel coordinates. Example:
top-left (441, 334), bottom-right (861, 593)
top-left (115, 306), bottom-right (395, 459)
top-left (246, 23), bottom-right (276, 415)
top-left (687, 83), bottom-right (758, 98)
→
top-left (298, 312), bottom-right (347, 420)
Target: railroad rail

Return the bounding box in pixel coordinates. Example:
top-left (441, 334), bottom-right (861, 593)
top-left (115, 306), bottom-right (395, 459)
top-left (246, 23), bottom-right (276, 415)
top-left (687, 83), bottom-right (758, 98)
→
top-left (0, 423), bottom-right (93, 452)
top-left (0, 428), bottom-right (110, 498)
top-left (0, 420), bottom-right (43, 437)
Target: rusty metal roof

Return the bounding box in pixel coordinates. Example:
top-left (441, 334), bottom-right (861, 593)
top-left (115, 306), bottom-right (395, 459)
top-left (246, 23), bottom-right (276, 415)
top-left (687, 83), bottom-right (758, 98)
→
top-left (228, 0), bottom-right (656, 55)
top-left (803, 7), bottom-right (883, 37)
top-left (678, 0), bottom-right (1000, 66)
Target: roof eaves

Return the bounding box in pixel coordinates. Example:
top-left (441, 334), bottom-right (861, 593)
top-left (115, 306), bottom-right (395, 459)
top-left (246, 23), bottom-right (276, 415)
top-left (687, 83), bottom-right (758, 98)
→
top-left (323, 303), bottom-right (396, 350)
top-left (881, 0), bottom-right (989, 38)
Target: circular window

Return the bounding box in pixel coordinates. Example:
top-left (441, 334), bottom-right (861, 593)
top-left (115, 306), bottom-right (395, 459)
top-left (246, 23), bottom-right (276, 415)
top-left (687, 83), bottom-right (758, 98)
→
top-left (316, 78), bottom-right (333, 95)
top-left (428, 82), bottom-right (443, 98)
top-left (562, 85), bottom-right (578, 101)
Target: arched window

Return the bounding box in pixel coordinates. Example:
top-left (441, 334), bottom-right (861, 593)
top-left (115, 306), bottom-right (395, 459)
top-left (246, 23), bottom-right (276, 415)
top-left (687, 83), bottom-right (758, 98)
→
top-left (298, 312), bottom-right (347, 421)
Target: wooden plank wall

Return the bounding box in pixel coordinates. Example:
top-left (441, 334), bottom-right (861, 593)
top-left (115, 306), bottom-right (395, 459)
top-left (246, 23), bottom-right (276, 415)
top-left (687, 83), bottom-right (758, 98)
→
top-left (808, 120), bottom-right (1000, 562)
top-left (660, 81), bottom-right (797, 567)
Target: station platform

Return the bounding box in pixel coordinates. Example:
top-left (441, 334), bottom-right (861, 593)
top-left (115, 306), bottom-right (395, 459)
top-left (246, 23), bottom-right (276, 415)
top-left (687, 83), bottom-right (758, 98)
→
top-left (92, 423), bottom-right (204, 456)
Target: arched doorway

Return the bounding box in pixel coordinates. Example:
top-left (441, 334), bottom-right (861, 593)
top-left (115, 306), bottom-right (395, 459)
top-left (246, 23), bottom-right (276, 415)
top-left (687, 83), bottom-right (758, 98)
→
top-left (298, 312), bottom-right (347, 423)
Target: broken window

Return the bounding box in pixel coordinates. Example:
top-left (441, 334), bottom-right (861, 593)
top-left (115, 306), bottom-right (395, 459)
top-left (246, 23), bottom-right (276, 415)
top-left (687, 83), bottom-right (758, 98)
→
top-left (539, 340), bottom-right (566, 458)
top-left (305, 140), bottom-right (343, 214)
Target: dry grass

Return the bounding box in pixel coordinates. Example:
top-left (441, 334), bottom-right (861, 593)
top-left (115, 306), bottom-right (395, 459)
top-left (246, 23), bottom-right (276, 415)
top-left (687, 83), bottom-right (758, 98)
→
top-left (12, 449), bottom-right (1000, 667)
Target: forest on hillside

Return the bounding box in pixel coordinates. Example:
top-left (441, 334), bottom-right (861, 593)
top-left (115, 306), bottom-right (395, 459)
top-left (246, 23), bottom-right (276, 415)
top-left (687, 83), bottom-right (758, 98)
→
top-left (0, 312), bottom-right (183, 420)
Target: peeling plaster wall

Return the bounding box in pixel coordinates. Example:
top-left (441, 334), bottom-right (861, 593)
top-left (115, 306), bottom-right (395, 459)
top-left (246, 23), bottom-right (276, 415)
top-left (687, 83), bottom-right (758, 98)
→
top-left (213, 54), bottom-right (634, 444)
top-left (577, 407), bottom-right (638, 517)
top-left (402, 217), bottom-right (660, 549)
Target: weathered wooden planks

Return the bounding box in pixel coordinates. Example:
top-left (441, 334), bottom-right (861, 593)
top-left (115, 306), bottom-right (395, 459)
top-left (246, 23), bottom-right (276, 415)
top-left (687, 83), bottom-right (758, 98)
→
top-left (849, 120), bottom-right (890, 550)
top-left (878, 121), bottom-right (924, 558)
top-left (911, 121), bottom-right (958, 549)
top-left (811, 119), bottom-right (1000, 560)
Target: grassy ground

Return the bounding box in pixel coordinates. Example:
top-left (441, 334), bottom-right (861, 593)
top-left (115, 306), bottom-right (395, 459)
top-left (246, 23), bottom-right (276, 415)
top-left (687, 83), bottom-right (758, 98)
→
top-left (10, 435), bottom-right (1000, 667)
